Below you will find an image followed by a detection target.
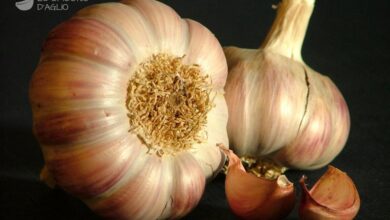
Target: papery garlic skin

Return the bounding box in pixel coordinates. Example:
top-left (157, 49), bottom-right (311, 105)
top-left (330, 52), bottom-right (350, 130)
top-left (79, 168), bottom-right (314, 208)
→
top-left (224, 0), bottom-right (350, 170)
top-left (299, 166), bottom-right (360, 220)
top-left (223, 149), bottom-right (295, 220)
top-left (30, 0), bottom-right (229, 219)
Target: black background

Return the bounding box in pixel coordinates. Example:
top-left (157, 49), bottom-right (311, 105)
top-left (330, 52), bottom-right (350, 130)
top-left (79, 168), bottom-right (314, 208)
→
top-left (1, 0), bottom-right (389, 219)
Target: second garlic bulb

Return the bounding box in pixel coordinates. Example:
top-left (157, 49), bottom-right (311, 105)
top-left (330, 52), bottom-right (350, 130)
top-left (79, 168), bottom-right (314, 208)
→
top-left (224, 0), bottom-right (350, 170)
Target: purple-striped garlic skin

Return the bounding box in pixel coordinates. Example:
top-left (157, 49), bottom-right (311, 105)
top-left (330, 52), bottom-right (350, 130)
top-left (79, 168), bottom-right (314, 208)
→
top-left (30, 0), bottom-right (229, 219)
top-left (224, 0), bottom-right (350, 170)
top-left (272, 66), bottom-right (350, 169)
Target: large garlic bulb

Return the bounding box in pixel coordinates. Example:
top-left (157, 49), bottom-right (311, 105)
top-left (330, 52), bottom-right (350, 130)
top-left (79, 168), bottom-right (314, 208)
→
top-left (29, 0), bottom-right (229, 219)
top-left (224, 0), bottom-right (350, 170)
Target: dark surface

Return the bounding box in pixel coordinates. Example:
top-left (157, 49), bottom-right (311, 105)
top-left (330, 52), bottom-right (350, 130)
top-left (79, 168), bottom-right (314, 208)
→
top-left (0, 0), bottom-right (389, 219)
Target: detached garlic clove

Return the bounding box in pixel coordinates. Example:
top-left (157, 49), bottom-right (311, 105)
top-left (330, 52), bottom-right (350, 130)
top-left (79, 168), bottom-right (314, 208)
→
top-left (224, 0), bottom-right (350, 170)
top-left (299, 166), bottom-right (360, 220)
top-left (223, 149), bottom-right (295, 220)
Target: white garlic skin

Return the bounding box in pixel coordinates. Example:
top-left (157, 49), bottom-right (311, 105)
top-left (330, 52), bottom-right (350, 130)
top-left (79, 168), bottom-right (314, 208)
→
top-left (224, 47), bottom-right (350, 170)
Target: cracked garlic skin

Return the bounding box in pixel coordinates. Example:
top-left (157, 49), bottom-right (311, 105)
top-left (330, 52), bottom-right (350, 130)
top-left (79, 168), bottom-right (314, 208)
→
top-left (299, 166), bottom-right (360, 219)
top-left (29, 0), bottom-right (229, 219)
top-left (224, 0), bottom-right (350, 170)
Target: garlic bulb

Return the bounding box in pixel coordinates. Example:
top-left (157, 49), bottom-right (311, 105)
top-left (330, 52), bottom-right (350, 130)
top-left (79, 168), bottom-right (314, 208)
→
top-left (29, 0), bottom-right (229, 219)
top-left (224, 0), bottom-right (350, 170)
top-left (299, 166), bottom-right (360, 219)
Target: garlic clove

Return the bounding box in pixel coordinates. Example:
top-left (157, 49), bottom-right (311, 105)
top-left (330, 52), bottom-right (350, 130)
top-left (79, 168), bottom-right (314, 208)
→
top-left (42, 17), bottom-right (134, 70)
top-left (224, 149), bottom-right (295, 220)
top-left (184, 19), bottom-right (228, 89)
top-left (273, 80), bottom-right (350, 169)
top-left (169, 152), bottom-right (206, 219)
top-left (190, 145), bottom-right (226, 182)
top-left (225, 49), bottom-right (308, 157)
top-left (86, 152), bottom-right (205, 220)
top-left (173, 88), bottom-right (226, 180)
top-left (191, 137), bottom-right (227, 180)
top-left (299, 166), bottom-right (360, 220)
top-left (86, 154), bottom-right (172, 219)
top-left (30, 58), bottom-right (129, 112)
top-left (124, 0), bottom-right (189, 56)
top-left (75, 2), bottom-right (158, 63)
top-left (204, 94), bottom-right (229, 146)
top-left (40, 131), bottom-right (146, 197)
top-left (177, 80), bottom-right (229, 180)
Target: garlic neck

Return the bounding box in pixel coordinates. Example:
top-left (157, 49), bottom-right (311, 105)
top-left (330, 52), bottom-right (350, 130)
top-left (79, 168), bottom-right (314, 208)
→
top-left (261, 0), bottom-right (314, 62)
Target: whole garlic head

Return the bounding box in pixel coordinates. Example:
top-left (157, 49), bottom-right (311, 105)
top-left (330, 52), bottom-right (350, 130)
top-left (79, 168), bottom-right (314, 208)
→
top-left (30, 0), bottom-right (229, 219)
top-left (224, 0), bottom-right (350, 170)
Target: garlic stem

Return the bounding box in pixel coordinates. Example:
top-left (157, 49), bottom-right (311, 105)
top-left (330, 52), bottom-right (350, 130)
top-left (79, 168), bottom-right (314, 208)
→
top-left (261, 0), bottom-right (315, 62)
